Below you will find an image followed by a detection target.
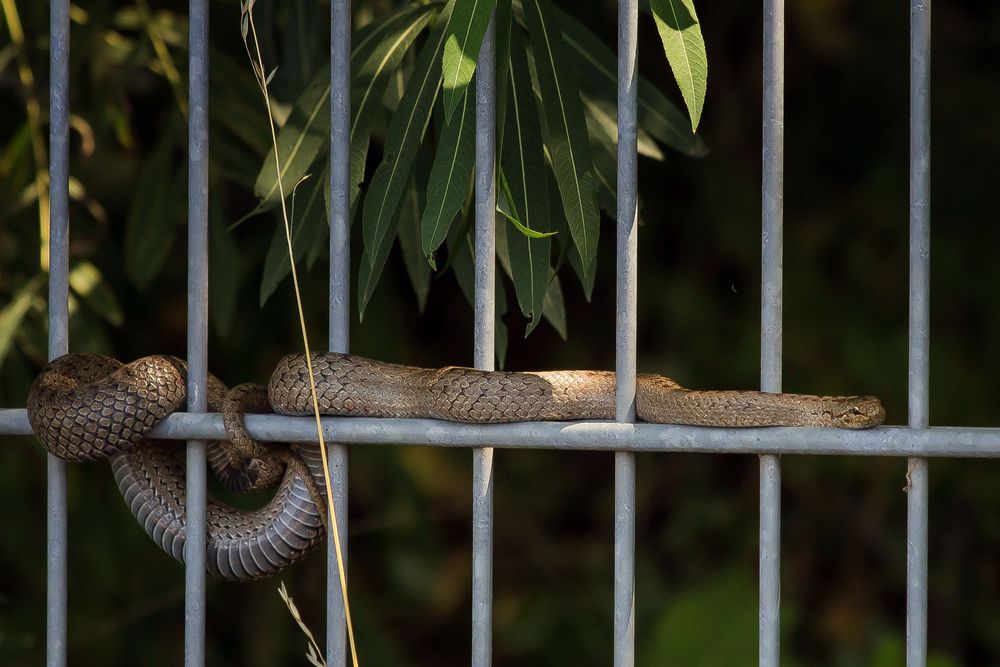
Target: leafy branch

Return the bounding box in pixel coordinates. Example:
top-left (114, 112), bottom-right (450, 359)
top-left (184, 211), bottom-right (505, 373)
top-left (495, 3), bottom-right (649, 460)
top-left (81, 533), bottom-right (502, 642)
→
top-left (245, 0), bottom-right (707, 362)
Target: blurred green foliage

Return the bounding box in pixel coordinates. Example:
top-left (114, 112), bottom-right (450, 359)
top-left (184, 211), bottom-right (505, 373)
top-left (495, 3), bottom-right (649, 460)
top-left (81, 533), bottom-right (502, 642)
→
top-left (2, 0), bottom-right (1000, 665)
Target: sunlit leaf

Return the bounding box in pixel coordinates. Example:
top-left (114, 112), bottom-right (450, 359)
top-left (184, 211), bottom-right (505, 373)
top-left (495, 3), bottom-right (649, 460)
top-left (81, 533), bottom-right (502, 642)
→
top-left (0, 274), bottom-right (43, 366)
top-left (585, 95), bottom-right (665, 162)
top-left (555, 5), bottom-right (707, 157)
top-left (441, 0), bottom-right (496, 120)
top-left (649, 0), bottom-right (707, 131)
top-left (68, 262), bottom-right (123, 327)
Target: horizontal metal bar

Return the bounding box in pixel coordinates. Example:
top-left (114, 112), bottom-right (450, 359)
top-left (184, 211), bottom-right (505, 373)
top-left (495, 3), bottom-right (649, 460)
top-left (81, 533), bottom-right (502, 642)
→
top-left (5, 409), bottom-right (1000, 457)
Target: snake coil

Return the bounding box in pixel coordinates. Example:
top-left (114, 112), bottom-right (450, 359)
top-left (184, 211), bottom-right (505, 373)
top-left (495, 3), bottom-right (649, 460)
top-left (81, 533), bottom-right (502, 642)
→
top-left (28, 352), bottom-right (884, 580)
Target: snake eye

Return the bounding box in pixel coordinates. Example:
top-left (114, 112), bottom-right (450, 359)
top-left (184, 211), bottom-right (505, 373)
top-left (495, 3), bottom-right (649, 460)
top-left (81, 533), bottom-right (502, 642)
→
top-left (850, 407), bottom-right (861, 415)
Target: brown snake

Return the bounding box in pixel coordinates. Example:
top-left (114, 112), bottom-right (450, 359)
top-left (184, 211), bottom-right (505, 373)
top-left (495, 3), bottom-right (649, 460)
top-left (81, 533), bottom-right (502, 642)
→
top-left (27, 352), bottom-right (884, 580)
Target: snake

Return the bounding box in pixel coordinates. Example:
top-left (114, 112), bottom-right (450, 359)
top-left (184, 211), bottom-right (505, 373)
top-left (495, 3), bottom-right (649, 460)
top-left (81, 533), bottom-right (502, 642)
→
top-left (27, 351), bottom-right (885, 580)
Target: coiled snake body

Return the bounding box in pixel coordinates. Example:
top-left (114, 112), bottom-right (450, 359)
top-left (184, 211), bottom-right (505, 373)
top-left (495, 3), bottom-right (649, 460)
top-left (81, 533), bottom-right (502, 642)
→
top-left (28, 352), bottom-right (884, 580)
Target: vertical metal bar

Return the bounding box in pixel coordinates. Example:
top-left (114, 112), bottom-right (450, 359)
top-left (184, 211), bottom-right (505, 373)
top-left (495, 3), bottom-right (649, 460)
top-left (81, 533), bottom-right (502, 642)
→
top-left (760, 0), bottom-right (784, 664)
top-left (328, 0), bottom-right (351, 664)
top-left (907, 0), bottom-right (931, 664)
top-left (472, 14), bottom-right (496, 667)
top-left (47, 1), bottom-right (70, 664)
top-left (185, 0), bottom-right (209, 664)
top-left (615, 0), bottom-right (638, 664)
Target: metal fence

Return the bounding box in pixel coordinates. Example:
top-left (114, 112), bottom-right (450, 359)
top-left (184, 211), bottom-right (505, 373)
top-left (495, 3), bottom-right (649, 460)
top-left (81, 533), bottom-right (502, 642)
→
top-left (2, 0), bottom-right (995, 665)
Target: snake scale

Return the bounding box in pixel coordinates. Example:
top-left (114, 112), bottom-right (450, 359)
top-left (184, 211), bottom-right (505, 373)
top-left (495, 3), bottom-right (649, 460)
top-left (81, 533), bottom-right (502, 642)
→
top-left (27, 352), bottom-right (885, 580)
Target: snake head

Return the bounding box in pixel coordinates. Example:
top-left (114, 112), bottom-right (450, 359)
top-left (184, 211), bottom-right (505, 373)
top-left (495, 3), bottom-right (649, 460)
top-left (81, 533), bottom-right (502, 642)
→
top-left (829, 396), bottom-right (885, 429)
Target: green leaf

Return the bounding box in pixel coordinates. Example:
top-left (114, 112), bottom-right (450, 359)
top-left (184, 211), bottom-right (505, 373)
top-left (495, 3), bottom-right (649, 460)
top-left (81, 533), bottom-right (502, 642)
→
top-left (0, 274), bottom-right (43, 366)
top-left (359, 0), bottom-right (457, 316)
top-left (541, 271), bottom-right (567, 339)
top-left (449, 207), bottom-right (508, 368)
top-left (495, 200), bottom-right (564, 340)
top-left (259, 169), bottom-right (327, 306)
top-left (584, 95), bottom-right (665, 162)
top-left (548, 170), bottom-right (595, 300)
top-left (421, 88), bottom-right (476, 261)
top-left (497, 185), bottom-right (557, 239)
top-left (349, 6), bottom-right (438, 207)
top-left (68, 262), bottom-right (123, 327)
top-left (252, 63), bottom-right (330, 213)
top-left (209, 48), bottom-right (273, 155)
top-left (498, 36), bottom-right (552, 336)
top-left (398, 150), bottom-right (432, 312)
top-left (279, 0), bottom-right (324, 94)
top-left (582, 105), bottom-right (619, 215)
top-left (649, 0), bottom-right (707, 131)
top-left (209, 198), bottom-right (242, 337)
top-left (523, 0), bottom-right (600, 282)
top-left (555, 5), bottom-right (707, 157)
top-left (124, 125), bottom-right (182, 290)
top-left (494, 0), bottom-right (513, 140)
top-left (251, 4), bottom-right (438, 217)
top-left (442, 0), bottom-right (497, 120)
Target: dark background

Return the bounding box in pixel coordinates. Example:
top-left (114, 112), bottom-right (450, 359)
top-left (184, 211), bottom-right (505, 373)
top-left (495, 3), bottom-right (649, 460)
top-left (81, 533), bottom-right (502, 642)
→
top-left (2, 0), bottom-right (999, 664)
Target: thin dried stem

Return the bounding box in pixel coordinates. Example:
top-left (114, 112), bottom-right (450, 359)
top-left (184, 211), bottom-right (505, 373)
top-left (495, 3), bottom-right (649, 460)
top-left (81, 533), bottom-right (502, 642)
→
top-left (241, 2), bottom-right (359, 665)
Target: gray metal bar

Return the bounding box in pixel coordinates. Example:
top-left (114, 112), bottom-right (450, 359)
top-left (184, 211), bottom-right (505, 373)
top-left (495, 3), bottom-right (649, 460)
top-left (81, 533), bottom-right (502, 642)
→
top-left (472, 14), bottom-right (496, 667)
top-left (615, 0), bottom-right (639, 664)
top-left (328, 0), bottom-right (351, 663)
top-left (185, 0), bottom-right (209, 664)
top-left (759, 456), bottom-right (781, 664)
top-left (907, 0), bottom-right (931, 663)
top-left (47, 0), bottom-right (70, 663)
top-left (9, 410), bottom-right (1000, 455)
top-left (760, 0), bottom-right (785, 663)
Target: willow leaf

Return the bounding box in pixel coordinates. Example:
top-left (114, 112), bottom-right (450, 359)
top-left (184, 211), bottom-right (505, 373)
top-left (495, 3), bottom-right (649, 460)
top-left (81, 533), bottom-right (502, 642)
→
top-left (360, 0), bottom-right (456, 317)
top-left (496, 204), bottom-right (565, 339)
top-left (421, 88), bottom-right (475, 261)
top-left (448, 202), bottom-right (508, 367)
top-left (442, 0), bottom-right (496, 120)
top-left (494, 0), bottom-right (513, 141)
top-left (259, 169), bottom-right (326, 306)
top-left (650, 0), bottom-right (707, 131)
top-left (252, 64), bottom-right (329, 212)
top-left (349, 7), bottom-right (437, 206)
top-left (585, 95), bottom-right (665, 162)
top-left (548, 169), bottom-right (595, 300)
top-left (208, 199), bottom-right (242, 336)
top-left (541, 271), bottom-right (567, 339)
top-left (500, 32), bottom-right (551, 335)
top-left (523, 0), bottom-right (599, 282)
top-left (583, 106), bottom-right (619, 216)
top-left (252, 4), bottom-right (439, 214)
top-left (398, 150), bottom-right (432, 311)
top-left (125, 126), bottom-right (182, 290)
top-left (68, 262), bottom-right (124, 328)
top-left (554, 5), bottom-right (706, 157)
top-left (0, 274), bottom-right (43, 365)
